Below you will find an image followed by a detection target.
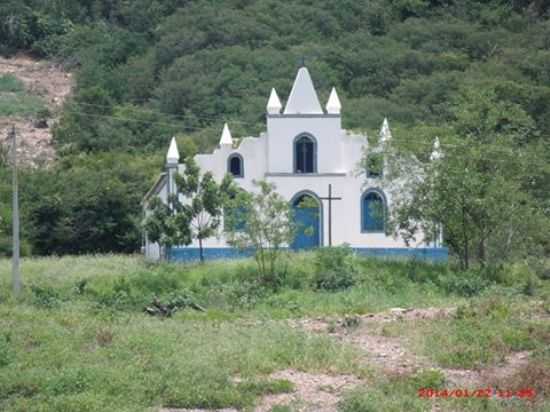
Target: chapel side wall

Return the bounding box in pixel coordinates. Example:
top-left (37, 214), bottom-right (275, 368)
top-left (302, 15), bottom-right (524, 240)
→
top-left (180, 136), bottom-right (268, 248)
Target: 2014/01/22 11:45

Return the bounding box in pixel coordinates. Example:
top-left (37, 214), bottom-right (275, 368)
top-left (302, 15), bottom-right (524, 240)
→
top-left (418, 387), bottom-right (536, 399)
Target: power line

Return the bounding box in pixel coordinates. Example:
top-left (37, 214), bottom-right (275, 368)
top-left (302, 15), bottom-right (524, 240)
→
top-left (2, 77), bottom-right (548, 164)
top-left (52, 106), bottom-right (549, 167)
top-left (62, 100), bottom-right (260, 126)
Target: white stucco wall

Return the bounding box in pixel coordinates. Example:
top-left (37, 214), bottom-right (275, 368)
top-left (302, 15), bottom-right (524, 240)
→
top-left (144, 67), bottom-right (432, 256)
top-left (147, 117), bottom-right (428, 251)
top-left (143, 178), bottom-right (168, 260)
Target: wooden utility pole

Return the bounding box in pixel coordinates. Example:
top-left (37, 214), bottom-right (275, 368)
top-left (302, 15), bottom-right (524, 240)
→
top-left (10, 125), bottom-right (21, 296)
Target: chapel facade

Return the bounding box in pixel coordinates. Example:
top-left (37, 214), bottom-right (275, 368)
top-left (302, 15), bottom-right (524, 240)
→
top-left (143, 66), bottom-right (446, 261)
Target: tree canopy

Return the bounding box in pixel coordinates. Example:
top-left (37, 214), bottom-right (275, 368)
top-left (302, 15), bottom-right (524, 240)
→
top-left (0, 0), bottom-right (548, 257)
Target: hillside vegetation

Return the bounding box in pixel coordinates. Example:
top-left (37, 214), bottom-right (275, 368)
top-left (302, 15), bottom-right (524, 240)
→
top-left (0, 0), bottom-right (549, 256)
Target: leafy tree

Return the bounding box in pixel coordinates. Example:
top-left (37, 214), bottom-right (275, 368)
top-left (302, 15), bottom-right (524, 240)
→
top-left (174, 157), bottom-right (235, 262)
top-left (385, 87), bottom-right (549, 269)
top-left (142, 196), bottom-right (182, 261)
top-left (225, 180), bottom-right (294, 286)
top-left (143, 156), bottom-right (235, 262)
top-left (20, 152), bottom-right (158, 255)
top-left (2, 0), bottom-right (550, 258)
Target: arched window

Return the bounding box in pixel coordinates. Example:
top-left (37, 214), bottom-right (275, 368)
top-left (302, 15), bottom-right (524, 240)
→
top-left (361, 190), bottom-right (386, 233)
top-left (228, 154), bottom-right (244, 178)
top-left (294, 135), bottom-right (317, 174)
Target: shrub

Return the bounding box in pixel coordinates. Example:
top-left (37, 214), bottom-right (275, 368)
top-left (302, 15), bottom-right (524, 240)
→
top-left (496, 263), bottom-right (537, 287)
top-left (527, 257), bottom-right (550, 281)
top-left (410, 369), bottom-right (446, 390)
top-left (0, 333), bottom-right (14, 367)
top-left (339, 371), bottom-right (438, 412)
top-left (455, 296), bottom-right (510, 321)
top-left (131, 269), bottom-right (182, 295)
top-left (312, 246), bottom-right (358, 291)
top-left (30, 285), bottom-right (61, 308)
top-left (437, 270), bottom-right (492, 296)
top-left (523, 275), bottom-right (540, 296)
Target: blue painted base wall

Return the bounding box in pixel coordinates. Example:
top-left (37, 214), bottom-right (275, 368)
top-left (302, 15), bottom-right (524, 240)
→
top-left (168, 247), bottom-right (448, 263)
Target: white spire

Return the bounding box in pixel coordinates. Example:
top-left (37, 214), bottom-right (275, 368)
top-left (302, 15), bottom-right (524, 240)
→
top-left (267, 88), bottom-right (282, 114)
top-left (326, 87), bottom-right (341, 114)
top-left (219, 123), bottom-right (233, 146)
top-left (430, 137), bottom-right (443, 161)
top-left (284, 67), bottom-right (323, 115)
top-left (166, 136), bottom-right (180, 164)
top-left (380, 118), bottom-right (392, 144)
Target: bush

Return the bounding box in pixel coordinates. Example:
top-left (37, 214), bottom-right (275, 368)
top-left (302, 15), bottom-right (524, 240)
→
top-left (455, 296), bottom-right (511, 321)
top-left (30, 285), bottom-right (61, 308)
top-left (0, 333), bottom-right (14, 367)
top-left (437, 270), bottom-right (492, 296)
top-left (527, 257), bottom-right (550, 281)
top-left (410, 369), bottom-right (446, 390)
top-left (312, 246), bottom-right (358, 291)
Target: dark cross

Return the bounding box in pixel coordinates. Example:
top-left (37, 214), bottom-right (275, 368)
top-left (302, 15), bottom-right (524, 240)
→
top-left (319, 184), bottom-right (342, 247)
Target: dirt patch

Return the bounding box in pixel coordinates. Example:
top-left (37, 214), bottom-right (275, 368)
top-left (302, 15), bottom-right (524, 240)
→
top-left (158, 370), bottom-right (361, 412)
top-left (291, 308), bottom-right (456, 376)
top-left (0, 55), bottom-right (72, 107)
top-left (159, 409), bottom-right (237, 412)
top-left (292, 307), bottom-right (456, 334)
top-left (0, 54), bottom-right (73, 165)
top-left (255, 369), bottom-right (361, 412)
top-left (291, 308), bottom-right (535, 390)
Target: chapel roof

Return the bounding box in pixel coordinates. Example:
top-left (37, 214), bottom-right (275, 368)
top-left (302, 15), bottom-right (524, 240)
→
top-left (283, 66), bottom-right (324, 115)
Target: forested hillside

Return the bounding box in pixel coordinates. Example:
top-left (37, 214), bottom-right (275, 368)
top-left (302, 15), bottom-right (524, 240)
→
top-left (0, 0), bottom-right (549, 255)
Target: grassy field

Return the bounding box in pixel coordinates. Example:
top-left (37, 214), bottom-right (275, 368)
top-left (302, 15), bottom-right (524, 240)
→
top-left (0, 74), bottom-right (46, 117)
top-left (0, 252), bottom-right (549, 411)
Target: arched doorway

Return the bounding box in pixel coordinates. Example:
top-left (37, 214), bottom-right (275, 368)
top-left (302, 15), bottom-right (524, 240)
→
top-left (291, 192), bottom-right (322, 250)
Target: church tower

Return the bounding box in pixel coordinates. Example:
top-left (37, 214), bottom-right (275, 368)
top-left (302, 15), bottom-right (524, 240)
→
top-left (266, 67), bottom-right (344, 175)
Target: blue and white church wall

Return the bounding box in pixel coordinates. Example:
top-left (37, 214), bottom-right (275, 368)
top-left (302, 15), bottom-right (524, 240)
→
top-left (143, 66), bottom-right (448, 262)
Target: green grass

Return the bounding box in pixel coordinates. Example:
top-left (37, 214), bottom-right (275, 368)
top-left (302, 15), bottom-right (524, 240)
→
top-left (0, 254), bottom-right (548, 411)
top-left (0, 255), bottom-right (366, 411)
top-left (0, 253), bottom-right (463, 317)
top-left (340, 364), bottom-right (550, 412)
top-left (0, 303), bottom-right (360, 411)
top-left (0, 73), bottom-right (46, 117)
top-left (339, 370), bottom-right (446, 412)
top-left (417, 295), bottom-right (550, 369)
top-left (0, 74), bottom-right (25, 93)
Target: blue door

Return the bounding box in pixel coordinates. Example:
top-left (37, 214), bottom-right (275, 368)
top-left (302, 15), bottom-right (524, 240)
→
top-left (291, 194), bottom-right (321, 250)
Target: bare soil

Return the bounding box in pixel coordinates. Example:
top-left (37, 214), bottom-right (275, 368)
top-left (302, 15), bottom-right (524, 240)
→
top-left (255, 369), bottom-right (361, 412)
top-left (159, 307), bottom-right (538, 411)
top-left (0, 54), bottom-right (73, 166)
top-left (291, 307), bottom-right (533, 389)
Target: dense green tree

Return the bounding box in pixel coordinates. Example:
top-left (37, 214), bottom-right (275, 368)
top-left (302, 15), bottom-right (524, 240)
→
top-left (143, 156), bottom-right (236, 262)
top-left (174, 157), bottom-right (235, 262)
top-left (1, 0), bottom-right (549, 256)
top-left (19, 152), bottom-right (159, 255)
top-left (386, 87), bottom-right (549, 268)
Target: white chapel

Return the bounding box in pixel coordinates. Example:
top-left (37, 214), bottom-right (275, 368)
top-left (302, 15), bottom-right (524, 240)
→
top-left (143, 66), bottom-right (447, 261)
